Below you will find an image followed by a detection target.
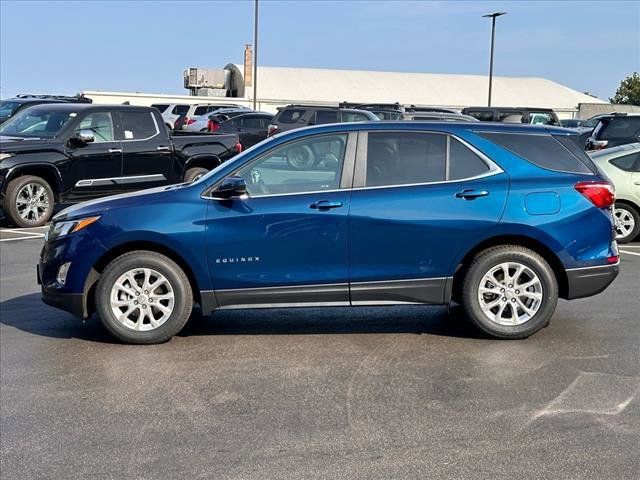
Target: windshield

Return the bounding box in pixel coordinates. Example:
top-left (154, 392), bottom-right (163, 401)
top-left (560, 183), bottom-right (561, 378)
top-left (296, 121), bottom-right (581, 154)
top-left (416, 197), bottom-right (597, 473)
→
top-left (0, 107), bottom-right (76, 138)
top-left (0, 101), bottom-right (21, 119)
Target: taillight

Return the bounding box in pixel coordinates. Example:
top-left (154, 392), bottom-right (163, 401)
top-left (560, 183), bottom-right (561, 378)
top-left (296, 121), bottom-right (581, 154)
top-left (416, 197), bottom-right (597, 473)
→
top-left (607, 255), bottom-right (619, 264)
top-left (186, 118), bottom-right (197, 125)
top-left (574, 181), bottom-right (615, 208)
top-left (208, 120), bottom-right (220, 132)
top-left (235, 142), bottom-right (243, 153)
top-left (587, 139), bottom-right (608, 151)
top-left (267, 124), bottom-right (278, 137)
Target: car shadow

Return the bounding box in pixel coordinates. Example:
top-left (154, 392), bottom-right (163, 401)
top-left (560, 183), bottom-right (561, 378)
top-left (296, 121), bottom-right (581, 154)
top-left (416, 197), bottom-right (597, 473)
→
top-left (0, 293), bottom-right (485, 343)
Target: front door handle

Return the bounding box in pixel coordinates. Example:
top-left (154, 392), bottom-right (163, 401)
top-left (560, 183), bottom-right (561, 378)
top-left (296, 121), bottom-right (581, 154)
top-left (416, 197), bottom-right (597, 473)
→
top-left (310, 200), bottom-right (343, 210)
top-left (455, 189), bottom-right (489, 200)
top-left (108, 148), bottom-right (122, 153)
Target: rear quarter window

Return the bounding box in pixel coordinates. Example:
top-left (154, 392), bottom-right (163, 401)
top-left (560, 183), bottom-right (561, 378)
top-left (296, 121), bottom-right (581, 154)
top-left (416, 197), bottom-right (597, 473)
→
top-left (610, 152), bottom-right (640, 172)
top-left (478, 132), bottom-right (593, 174)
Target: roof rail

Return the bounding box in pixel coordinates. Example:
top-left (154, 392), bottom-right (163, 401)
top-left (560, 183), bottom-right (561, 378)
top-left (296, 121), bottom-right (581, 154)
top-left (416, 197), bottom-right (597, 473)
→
top-left (14, 94), bottom-right (93, 103)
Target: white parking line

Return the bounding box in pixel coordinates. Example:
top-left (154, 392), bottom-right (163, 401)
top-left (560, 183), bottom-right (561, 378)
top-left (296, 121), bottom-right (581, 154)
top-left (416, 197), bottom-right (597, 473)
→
top-left (620, 250), bottom-right (640, 257)
top-left (0, 235), bottom-right (45, 243)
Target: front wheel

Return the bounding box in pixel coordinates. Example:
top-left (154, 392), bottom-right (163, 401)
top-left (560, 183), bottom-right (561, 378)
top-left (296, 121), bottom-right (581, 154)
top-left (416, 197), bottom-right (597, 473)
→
top-left (460, 246), bottom-right (558, 339)
top-left (4, 175), bottom-right (55, 227)
top-left (613, 203), bottom-right (640, 244)
top-left (95, 251), bottom-right (193, 344)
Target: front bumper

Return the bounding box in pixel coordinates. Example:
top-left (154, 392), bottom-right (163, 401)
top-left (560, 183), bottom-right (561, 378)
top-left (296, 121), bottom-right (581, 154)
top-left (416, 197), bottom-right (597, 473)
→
top-left (565, 263), bottom-right (619, 300)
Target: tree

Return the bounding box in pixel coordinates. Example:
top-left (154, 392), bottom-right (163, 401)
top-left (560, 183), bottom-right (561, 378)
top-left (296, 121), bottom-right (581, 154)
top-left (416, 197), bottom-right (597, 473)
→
top-left (610, 72), bottom-right (640, 105)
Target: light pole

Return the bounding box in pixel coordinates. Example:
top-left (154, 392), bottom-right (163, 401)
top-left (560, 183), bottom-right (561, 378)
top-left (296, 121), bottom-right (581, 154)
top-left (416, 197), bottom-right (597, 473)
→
top-left (253, 0), bottom-right (258, 110)
top-left (482, 11), bottom-right (506, 107)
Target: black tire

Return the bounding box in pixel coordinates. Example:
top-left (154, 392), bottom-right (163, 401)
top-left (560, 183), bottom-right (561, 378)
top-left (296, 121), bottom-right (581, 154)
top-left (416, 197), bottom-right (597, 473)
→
top-left (95, 251), bottom-right (193, 344)
top-left (3, 175), bottom-right (55, 227)
top-left (460, 245), bottom-right (558, 339)
top-left (613, 202), bottom-right (640, 244)
top-left (183, 167), bottom-right (209, 183)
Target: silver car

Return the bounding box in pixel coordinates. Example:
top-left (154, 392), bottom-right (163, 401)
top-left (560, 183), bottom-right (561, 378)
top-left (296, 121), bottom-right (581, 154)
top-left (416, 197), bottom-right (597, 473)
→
top-left (178, 103), bottom-right (249, 131)
top-left (590, 143), bottom-right (640, 243)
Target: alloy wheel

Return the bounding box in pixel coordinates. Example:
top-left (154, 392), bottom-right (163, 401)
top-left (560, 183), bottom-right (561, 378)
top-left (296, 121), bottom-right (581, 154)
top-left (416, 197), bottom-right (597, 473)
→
top-left (614, 207), bottom-right (635, 240)
top-left (110, 268), bottom-right (175, 331)
top-left (477, 262), bottom-right (543, 326)
top-left (16, 183), bottom-right (50, 223)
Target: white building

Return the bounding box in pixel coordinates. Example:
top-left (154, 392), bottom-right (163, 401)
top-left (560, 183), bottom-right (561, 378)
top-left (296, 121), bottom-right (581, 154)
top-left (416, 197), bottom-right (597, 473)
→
top-left (83, 60), bottom-right (607, 119)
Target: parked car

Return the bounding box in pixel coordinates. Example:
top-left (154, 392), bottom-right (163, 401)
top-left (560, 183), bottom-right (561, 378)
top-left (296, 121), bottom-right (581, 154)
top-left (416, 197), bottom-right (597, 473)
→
top-left (461, 107), bottom-right (561, 126)
top-left (401, 112), bottom-right (479, 122)
top-left (560, 119), bottom-right (583, 128)
top-left (38, 121), bottom-right (618, 344)
top-left (0, 104), bottom-right (241, 227)
top-left (174, 103), bottom-right (248, 131)
top-left (0, 94), bottom-right (92, 124)
top-left (209, 112), bottom-right (274, 148)
top-left (590, 143), bottom-right (640, 243)
top-left (178, 107), bottom-right (254, 133)
top-left (151, 103), bottom-right (190, 130)
top-left (586, 113), bottom-right (640, 151)
top-left (267, 104), bottom-right (379, 137)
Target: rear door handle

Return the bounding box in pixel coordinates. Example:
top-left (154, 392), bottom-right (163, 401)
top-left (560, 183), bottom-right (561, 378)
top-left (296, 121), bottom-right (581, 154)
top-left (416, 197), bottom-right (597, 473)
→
top-left (310, 200), bottom-right (343, 210)
top-left (108, 148), bottom-right (122, 153)
top-left (157, 146), bottom-right (171, 151)
top-left (455, 189), bottom-right (489, 200)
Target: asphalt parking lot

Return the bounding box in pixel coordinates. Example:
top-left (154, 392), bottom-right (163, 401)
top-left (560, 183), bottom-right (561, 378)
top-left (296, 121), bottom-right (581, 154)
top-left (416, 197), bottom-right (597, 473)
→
top-left (1, 233), bottom-right (639, 479)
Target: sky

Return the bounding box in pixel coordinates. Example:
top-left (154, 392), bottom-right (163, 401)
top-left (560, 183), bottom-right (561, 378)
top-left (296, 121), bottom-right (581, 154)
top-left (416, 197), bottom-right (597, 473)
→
top-left (1, 0), bottom-right (638, 101)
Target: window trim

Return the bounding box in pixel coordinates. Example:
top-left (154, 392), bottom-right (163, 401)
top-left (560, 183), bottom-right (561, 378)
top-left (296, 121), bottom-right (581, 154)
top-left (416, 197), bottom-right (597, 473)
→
top-left (202, 132), bottom-right (358, 200)
top-left (117, 110), bottom-right (160, 142)
top-left (352, 130), bottom-right (503, 190)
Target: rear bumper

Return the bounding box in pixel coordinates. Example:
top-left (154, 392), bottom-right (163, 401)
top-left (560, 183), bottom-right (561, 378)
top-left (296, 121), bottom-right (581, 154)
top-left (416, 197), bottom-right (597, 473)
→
top-left (565, 263), bottom-right (619, 300)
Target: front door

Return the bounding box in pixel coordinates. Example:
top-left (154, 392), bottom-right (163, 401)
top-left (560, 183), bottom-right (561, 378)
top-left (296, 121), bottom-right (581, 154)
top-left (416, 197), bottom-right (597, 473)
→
top-left (348, 130), bottom-right (509, 304)
top-left (118, 110), bottom-right (174, 191)
top-left (65, 110), bottom-right (122, 201)
top-left (205, 132), bottom-right (356, 308)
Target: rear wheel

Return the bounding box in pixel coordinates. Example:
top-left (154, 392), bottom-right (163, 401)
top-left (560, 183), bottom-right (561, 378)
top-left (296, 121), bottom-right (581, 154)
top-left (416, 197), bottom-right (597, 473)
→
top-left (613, 203), bottom-right (639, 244)
top-left (95, 251), bottom-right (193, 344)
top-left (460, 246), bottom-right (558, 339)
top-left (4, 175), bottom-right (54, 227)
top-left (184, 167), bottom-right (209, 183)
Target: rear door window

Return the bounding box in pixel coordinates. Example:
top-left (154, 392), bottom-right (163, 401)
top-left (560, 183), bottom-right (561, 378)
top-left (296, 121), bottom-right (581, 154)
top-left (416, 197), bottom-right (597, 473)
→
top-left (315, 110), bottom-right (339, 124)
top-left (118, 111), bottom-right (158, 140)
top-left (151, 104), bottom-right (169, 113)
top-left (449, 138), bottom-right (490, 180)
top-left (194, 106), bottom-right (211, 116)
top-left (479, 132), bottom-right (593, 174)
top-left (365, 132), bottom-right (446, 187)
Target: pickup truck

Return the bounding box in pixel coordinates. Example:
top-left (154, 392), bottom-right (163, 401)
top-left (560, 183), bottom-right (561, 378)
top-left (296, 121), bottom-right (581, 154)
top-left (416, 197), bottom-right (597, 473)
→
top-left (0, 104), bottom-right (241, 227)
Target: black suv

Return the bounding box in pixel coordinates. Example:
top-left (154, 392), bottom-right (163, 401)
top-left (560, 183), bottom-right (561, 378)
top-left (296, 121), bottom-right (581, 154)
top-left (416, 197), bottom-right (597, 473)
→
top-left (586, 113), bottom-right (640, 151)
top-left (339, 102), bottom-right (405, 120)
top-left (461, 107), bottom-right (561, 126)
top-left (267, 104), bottom-right (379, 136)
top-left (0, 94), bottom-right (92, 124)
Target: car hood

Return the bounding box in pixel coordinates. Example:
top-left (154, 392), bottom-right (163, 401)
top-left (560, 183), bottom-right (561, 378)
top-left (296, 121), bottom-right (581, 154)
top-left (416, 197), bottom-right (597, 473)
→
top-left (53, 183), bottom-right (190, 221)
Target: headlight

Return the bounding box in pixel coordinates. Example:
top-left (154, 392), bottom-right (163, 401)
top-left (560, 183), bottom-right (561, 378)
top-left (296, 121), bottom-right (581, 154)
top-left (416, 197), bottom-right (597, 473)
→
top-left (46, 216), bottom-right (100, 241)
top-left (0, 153), bottom-right (14, 161)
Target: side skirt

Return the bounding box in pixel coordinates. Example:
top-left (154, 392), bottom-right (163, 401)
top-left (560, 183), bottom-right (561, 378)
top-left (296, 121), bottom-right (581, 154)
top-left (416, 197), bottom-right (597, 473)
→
top-left (199, 277), bottom-right (452, 315)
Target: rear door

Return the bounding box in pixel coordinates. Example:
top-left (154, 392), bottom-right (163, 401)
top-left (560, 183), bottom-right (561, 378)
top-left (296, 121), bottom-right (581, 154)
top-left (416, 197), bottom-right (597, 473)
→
top-left (118, 109), bottom-right (174, 191)
top-left (348, 130), bottom-right (509, 304)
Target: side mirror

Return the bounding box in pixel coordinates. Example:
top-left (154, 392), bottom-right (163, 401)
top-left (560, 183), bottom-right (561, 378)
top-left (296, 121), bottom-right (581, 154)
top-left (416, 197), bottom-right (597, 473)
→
top-left (72, 129), bottom-right (95, 146)
top-left (212, 175), bottom-right (247, 199)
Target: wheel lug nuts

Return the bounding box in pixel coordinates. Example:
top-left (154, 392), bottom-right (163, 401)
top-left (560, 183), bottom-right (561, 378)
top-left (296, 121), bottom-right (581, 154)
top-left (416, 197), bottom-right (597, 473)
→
top-left (144, 291), bottom-right (148, 294)
top-left (502, 297), bottom-right (507, 301)
top-left (142, 305), bottom-right (147, 309)
top-left (135, 292), bottom-right (139, 296)
top-left (515, 290), bottom-right (520, 294)
top-left (511, 298), bottom-right (516, 302)
top-left (149, 299), bottom-right (153, 303)
top-left (500, 288), bottom-right (505, 293)
top-left (508, 284), bottom-right (513, 288)
top-left (134, 301), bottom-right (138, 305)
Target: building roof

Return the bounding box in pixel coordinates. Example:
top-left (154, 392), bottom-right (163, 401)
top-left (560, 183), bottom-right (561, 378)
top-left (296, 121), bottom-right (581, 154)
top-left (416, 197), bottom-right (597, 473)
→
top-left (228, 64), bottom-right (606, 111)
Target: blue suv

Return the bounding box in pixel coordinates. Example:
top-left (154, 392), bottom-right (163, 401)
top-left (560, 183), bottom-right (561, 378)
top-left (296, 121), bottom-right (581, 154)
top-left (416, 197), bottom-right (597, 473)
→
top-left (38, 122), bottom-right (620, 344)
